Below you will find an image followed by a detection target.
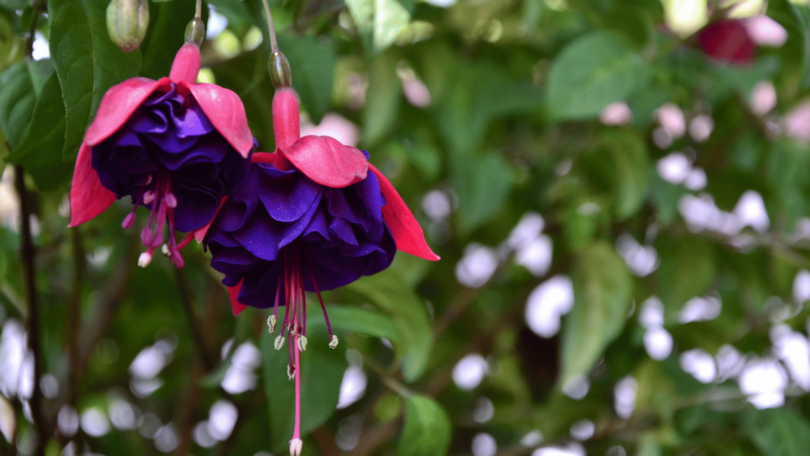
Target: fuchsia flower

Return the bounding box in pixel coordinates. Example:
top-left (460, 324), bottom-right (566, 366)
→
top-left (68, 40), bottom-right (254, 267)
top-left (201, 51), bottom-right (438, 455)
top-left (697, 19), bottom-right (755, 64)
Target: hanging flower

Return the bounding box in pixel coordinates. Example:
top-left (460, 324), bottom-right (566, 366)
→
top-left (68, 31), bottom-right (254, 268)
top-left (201, 50), bottom-right (438, 455)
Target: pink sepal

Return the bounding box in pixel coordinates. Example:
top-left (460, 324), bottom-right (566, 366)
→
top-left (272, 88), bottom-right (300, 150)
top-left (369, 164), bottom-right (439, 261)
top-left (192, 197), bottom-right (228, 243)
top-left (188, 82), bottom-right (254, 158)
top-left (169, 43), bottom-right (202, 85)
top-left (281, 136), bottom-right (368, 188)
top-left (69, 142), bottom-right (116, 227)
top-left (228, 280), bottom-right (248, 316)
top-left (84, 77), bottom-right (171, 146)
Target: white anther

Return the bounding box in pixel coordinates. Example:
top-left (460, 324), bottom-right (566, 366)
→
top-left (267, 315), bottom-right (277, 334)
top-left (161, 244), bottom-right (170, 255)
top-left (329, 335), bottom-right (339, 349)
top-left (297, 335), bottom-right (308, 352)
top-left (287, 365), bottom-right (295, 381)
top-left (290, 438), bottom-right (303, 456)
top-left (165, 192), bottom-right (177, 208)
top-left (137, 252), bottom-right (152, 268)
top-left (144, 174), bottom-right (153, 185)
top-left (274, 335), bottom-right (285, 351)
top-left (290, 325), bottom-right (297, 336)
top-left (143, 190), bottom-right (155, 204)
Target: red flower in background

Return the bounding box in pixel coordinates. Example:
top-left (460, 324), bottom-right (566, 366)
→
top-left (697, 19), bottom-right (756, 64)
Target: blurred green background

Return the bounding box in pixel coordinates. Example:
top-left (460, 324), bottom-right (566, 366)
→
top-left (2, 0), bottom-right (810, 454)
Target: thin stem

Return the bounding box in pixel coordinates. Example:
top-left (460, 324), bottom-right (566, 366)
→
top-left (195, 0), bottom-right (202, 20)
top-left (66, 228), bottom-right (84, 407)
top-left (260, 0), bottom-right (279, 51)
top-left (14, 166), bottom-right (47, 455)
top-left (175, 268), bottom-right (216, 371)
top-left (24, 6), bottom-right (41, 60)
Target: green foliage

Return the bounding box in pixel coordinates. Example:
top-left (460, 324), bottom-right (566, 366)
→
top-left (400, 395), bottom-right (452, 456)
top-left (548, 31), bottom-right (650, 120)
top-left (48, 0), bottom-right (142, 160)
top-left (561, 241), bottom-right (631, 386)
top-left (4, 0), bottom-right (810, 454)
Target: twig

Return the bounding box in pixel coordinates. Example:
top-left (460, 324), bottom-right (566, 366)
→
top-left (174, 268), bottom-right (217, 370)
top-left (23, 4), bottom-right (42, 60)
top-left (66, 229), bottom-right (84, 407)
top-left (14, 166), bottom-right (47, 455)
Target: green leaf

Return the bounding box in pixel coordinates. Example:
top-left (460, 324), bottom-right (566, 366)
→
top-left (0, 0), bottom-right (26, 11)
top-left (9, 72), bottom-right (72, 189)
top-left (206, 0), bottom-right (256, 28)
top-left (324, 305), bottom-right (400, 341)
top-left (362, 51), bottom-right (401, 147)
top-left (373, 0), bottom-right (409, 49)
top-left (561, 241), bottom-right (632, 386)
top-left (276, 34), bottom-right (335, 124)
top-left (547, 31), bottom-right (650, 120)
top-left (399, 395), bottom-right (451, 456)
top-left (656, 237), bottom-right (715, 316)
top-left (347, 269), bottom-right (433, 382)
top-left (453, 151), bottom-right (513, 234)
top-left (0, 62), bottom-right (36, 149)
top-left (746, 407), bottom-right (810, 456)
top-left (600, 130), bottom-right (650, 219)
top-left (767, 0), bottom-right (807, 97)
top-left (48, 0), bottom-right (142, 160)
top-left (261, 319), bottom-right (346, 451)
top-left (346, 0), bottom-right (410, 52)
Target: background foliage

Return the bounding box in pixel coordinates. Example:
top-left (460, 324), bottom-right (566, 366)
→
top-left (2, 0), bottom-right (810, 454)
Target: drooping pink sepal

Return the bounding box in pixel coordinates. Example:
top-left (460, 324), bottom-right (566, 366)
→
top-left (169, 43), bottom-right (202, 85)
top-left (188, 82), bottom-right (254, 158)
top-left (369, 164), bottom-right (439, 261)
top-left (68, 142), bottom-right (116, 227)
top-left (228, 280), bottom-right (248, 316)
top-left (280, 136), bottom-right (368, 188)
top-left (84, 77), bottom-right (171, 146)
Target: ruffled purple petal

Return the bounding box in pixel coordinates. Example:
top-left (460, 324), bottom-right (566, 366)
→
top-left (206, 155), bottom-right (396, 309)
top-left (90, 83), bottom-right (252, 233)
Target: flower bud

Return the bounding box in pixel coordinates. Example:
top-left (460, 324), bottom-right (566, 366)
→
top-left (185, 18), bottom-right (206, 47)
top-left (106, 0), bottom-right (149, 53)
top-left (269, 50), bottom-right (292, 88)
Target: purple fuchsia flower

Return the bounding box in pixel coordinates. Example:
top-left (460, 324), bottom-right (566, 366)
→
top-left (198, 50), bottom-right (439, 455)
top-left (68, 37), bottom-right (254, 268)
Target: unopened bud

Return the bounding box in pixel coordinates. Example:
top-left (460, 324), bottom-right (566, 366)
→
top-left (185, 18), bottom-right (205, 46)
top-left (297, 335), bottom-right (308, 352)
top-left (106, 0), bottom-right (149, 53)
top-left (267, 315), bottom-right (277, 334)
top-left (269, 50), bottom-right (292, 88)
top-left (274, 335), bottom-right (285, 351)
top-left (329, 335), bottom-right (338, 349)
top-left (287, 365), bottom-right (295, 381)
